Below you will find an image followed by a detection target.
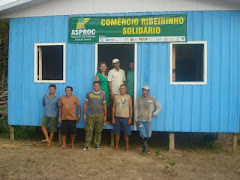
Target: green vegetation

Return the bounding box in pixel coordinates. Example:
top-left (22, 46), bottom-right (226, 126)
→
top-left (0, 115), bottom-right (43, 140)
top-left (200, 133), bottom-right (218, 149)
top-left (164, 162), bottom-right (177, 176)
top-left (168, 162), bottom-right (176, 167)
top-left (176, 133), bottom-right (218, 150)
top-left (0, 20), bottom-right (9, 83)
top-left (0, 114), bottom-right (9, 138)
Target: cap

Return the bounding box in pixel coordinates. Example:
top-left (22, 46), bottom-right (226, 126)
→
top-left (142, 85), bottom-right (150, 91)
top-left (112, 58), bottom-right (120, 64)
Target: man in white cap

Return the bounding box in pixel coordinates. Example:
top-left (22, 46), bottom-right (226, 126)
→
top-left (108, 58), bottom-right (126, 100)
top-left (135, 85), bottom-right (162, 155)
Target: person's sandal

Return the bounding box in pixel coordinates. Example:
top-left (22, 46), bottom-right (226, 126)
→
top-left (60, 145), bottom-right (66, 149)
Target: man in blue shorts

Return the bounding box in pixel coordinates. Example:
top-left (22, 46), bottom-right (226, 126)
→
top-left (112, 84), bottom-right (132, 152)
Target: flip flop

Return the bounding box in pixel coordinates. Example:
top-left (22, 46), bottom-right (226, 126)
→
top-left (60, 145), bottom-right (66, 149)
top-left (42, 139), bottom-right (49, 143)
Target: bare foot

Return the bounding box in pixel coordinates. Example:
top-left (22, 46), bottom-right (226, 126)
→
top-left (71, 145), bottom-right (75, 149)
top-left (42, 138), bottom-right (49, 143)
top-left (46, 143), bottom-right (51, 149)
top-left (115, 147), bottom-right (120, 151)
top-left (60, 145), bottom-right (66, 149)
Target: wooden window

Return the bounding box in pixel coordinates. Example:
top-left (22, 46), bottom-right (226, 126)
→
top-left (170, 42), bottom-right (207, 85)
top-left (34, 43), bottom-right (65, 83)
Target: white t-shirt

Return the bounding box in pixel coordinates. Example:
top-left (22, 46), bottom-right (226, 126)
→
top-left (108, 68), bottom-right (126, 95)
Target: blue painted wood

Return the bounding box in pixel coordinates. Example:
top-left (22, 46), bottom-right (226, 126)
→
top-left (238, 13), bottom-right (240, 133)
top-left (164, 73), bottom-right (175, 131)
top-left (182, 86), bottom-right (192, 132)
top-left (191, 11), bottom-right (203, 132)
top-left (229, 11), bottom-right (239, 132)
top-left (8, 11), bottom-right (240, 133)
top-left (173, 86), bottom-right (183, 132)
top-left (210, 11), bottom-right (221, 132)
top-left (149, 43), bottom-right (158, 131)
top-left (200, 11), bottom-right (212, 132)
top-left (220, 11), bottom-right (231, 132)
top-left (155, 43), bottom-right (168, 131)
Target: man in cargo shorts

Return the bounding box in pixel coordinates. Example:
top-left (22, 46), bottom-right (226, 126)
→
top-left (58, 86), bottom-right (81, 149)
top-left (135, 85), bottom-right (162, 155)
top-left (83, 81), bottom-right (107, 150)
top-left (112, 84), bottom-right (132, 152)
top-left (41, 84), bottom-right (60, 149)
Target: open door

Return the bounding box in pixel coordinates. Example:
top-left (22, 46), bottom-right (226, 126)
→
top-left (96, 43), bottom-right (137, 125)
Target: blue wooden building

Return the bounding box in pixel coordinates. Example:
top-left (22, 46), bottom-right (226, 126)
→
top-left (1, 0), bottom-right (240, 137)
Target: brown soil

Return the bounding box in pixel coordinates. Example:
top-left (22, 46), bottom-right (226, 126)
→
top-left (0, 134), bottom-right (240, 180)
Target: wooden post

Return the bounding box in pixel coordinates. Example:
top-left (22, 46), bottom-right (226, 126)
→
top-left (111, 130), bottom-right (114, 147)
top-left (9, 126), bottom-right (14, 141)
top-left (169, 132), bottom-right (175, 151)
top-left (232, 134), bottom-right (238, 154)
top-left (58, 128), bottom-right (62, 145)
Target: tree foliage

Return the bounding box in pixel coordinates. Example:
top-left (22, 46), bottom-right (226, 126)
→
top-left (0, 20), bottom-right (9, 89)
top-left (0, 20), bottom-right (9, 117)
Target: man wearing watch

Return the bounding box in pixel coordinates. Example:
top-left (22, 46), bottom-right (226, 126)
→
top-left (58, 86), bottom-right (81, 149)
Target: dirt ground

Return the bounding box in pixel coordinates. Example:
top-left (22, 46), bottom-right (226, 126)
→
top-left (0, 134), bottom-right (240, 180)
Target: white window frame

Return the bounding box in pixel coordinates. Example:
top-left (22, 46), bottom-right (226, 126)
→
top-left (34, 43), bottom-right (66, 83)
top-left (95, 43), bottom-right (137, 129)
top-left (170, 41), bottom-right (207, 85)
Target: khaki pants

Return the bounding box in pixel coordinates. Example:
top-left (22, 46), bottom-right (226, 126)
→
top-left (84, 114), bottom-right (102, 147)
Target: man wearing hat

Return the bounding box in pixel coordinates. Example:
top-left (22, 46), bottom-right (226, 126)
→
top-left (108, 58), bottom-right (126, 100)
top-left (135, 85), bottom-right (162, 155)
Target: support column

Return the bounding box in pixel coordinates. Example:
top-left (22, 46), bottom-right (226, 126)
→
top-left (232, 133), bottom-right (238, 154)
top-left (9, 126), bottom-right (14, 141)
top-left (58, 128), bottom-right (62, 145)
top-left (169, 132), bottom-right (175, 151)
top-left (111, 130), bottom-right (114, 147)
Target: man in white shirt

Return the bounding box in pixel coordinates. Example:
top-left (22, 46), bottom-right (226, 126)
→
top-left (108, 58), bottom-right (126, 99)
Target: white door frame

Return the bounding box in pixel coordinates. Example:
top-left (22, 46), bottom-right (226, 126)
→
top-left (95, 43), bottom-right (137, 130)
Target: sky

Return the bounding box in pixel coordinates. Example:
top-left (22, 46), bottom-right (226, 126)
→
top-left (0, 0), bottom-right (18, 7)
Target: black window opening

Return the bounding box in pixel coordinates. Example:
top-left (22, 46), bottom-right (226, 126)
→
top-left (98, 44), bottom-right (135, 71)
top-left (37, 45), bottom-right (63, 81)
top-left (172, 44), bottom-right (204, 82)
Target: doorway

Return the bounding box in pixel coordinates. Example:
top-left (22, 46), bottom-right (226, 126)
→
top-left (95, 43), bottom-right (137, 124)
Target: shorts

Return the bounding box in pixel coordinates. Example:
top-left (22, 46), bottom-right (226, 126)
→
top-left (114, 117), bottom-right (131, 136)
top-left (138, 121), bottom-right (152, 138)
top-left (41, 116), bottom-right (58, 132)
top-left (61, 120), bottom-right (77, 135)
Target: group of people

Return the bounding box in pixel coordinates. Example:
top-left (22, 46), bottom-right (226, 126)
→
top-left (41, 58), bottom-right (162, 155)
